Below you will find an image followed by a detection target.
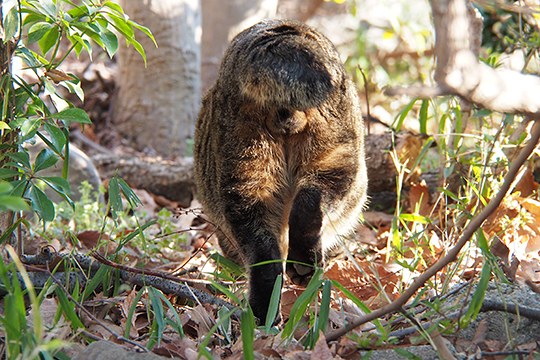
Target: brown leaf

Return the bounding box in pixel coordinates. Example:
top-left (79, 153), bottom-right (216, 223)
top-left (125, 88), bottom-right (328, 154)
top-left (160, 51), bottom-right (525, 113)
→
top-left (396, 132), bottom-right (424, 168)
top-left (253, 336), bottom-right (281, 358)
top-left (119, 288), bottom-right (139, 339)
top-left (153, 338), bottom-right (198, 359)
top-left (471, 319), bottom-right (488, 346)
top-left (326, 260), bottom-right (399, 303)
top-left (522, 198), bottom-right (540, 218)
top-left (189, 304), bottom-right (215, 339)
top-left (514, 168), bottom-right (539, 197)
top-left (407, 180), bottom-right (432, 216)
top-left (311, 332), bottom-right (336, 360)
top-left (281, 287), bottom-right (304, 320)
top-left (356, 223), bottom-right (383, 248)
top-left (77, 230), bottom-right (110, 250)
top-left (87, 321), bottom-right (123, 341)
top-left (45, 69), bottom-right (73, 83)
top-left (490, 237), bottom-right (519, 281)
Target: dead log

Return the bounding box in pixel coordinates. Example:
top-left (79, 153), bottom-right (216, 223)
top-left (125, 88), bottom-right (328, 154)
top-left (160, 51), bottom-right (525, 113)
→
top-left (92, 133), bottom-right (432, 210)
top-left (92, 153), bottom-right (195, 207)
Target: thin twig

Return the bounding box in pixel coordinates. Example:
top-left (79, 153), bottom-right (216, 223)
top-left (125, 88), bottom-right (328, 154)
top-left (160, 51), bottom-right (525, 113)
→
top-left (92, 252), bottom-right (212, 285)
top-left (326, 119), bottom-right (540, 342)
top-left (22, 250), bottom-right (236, 310)
top-left (384, 85), bottom-right (451, 98)
top-left (357, 66), bottom-right (372, 134)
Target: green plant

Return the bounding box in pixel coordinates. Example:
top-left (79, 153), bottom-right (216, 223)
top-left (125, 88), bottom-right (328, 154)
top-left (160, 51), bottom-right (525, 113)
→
top-left (0, 246), bottom-right (66, 359)
top-left (0, 1), bottom-right (156, 357)
top-left (1, 0), bottom-right (155, 234)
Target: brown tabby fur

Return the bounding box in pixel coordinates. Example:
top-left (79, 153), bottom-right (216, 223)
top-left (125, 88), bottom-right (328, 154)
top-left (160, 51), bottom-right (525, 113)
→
top-left (194, 19), bottom-right (368, 323)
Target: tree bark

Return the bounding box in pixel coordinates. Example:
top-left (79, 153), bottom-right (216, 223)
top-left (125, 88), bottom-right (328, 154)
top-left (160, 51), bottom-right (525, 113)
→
top-left (92, 153), bottom-right (195, 207)
top-left (201, 0), bottom-right (277, 92)
top-left (114, 0), bottom-right (201, 158)
top-left (430, 0), bottom-right (540, 115)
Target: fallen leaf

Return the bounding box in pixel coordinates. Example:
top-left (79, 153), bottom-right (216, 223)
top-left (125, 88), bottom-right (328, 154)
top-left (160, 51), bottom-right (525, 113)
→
top-left (311, 332), bottom-right (335, 360)
top-left (408, 181), bottom-right (432, 216)
top-left (514, 168), bottom-right (538, 197)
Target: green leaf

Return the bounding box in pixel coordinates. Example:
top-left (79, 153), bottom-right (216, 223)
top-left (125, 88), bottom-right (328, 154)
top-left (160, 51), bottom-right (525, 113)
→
top-left (39, 176), bottom-right (74, 209)
top-left (55, 287), bottom-right (84, 330)
top-left (9, 179), bottom-right (28, 198)
top-left (43, 123), bottom-right (67, 153)
top-left (462, 259), bottom-right (491, 326)
top-left (126, 37), bottom-right (147, 65)
top-left (282, 268), bottom-right (323, 339)
top-left (419, 99), bottom-right (429, 134)
top-left (81, 265), bottom-right (112, 301)
top-left (210, 280), bottom-right (241, 305)
top-left (148, 287), bottom-right (165, 346)
top-left (102, 1), bottom-right (125, 15)
top-left (108, 176), bottom-right (122, 217)
top-left (331, 280), bottom-right (387, 336)
top-left (107, 13), bottom-right (134, 39)
top-left (209, 252), bottom-right (244, 278)
top-left (0, 195), bottom-right (30, 212)
top-left (28, 185), bottom-right (55, 222)
top-left (0, 181), bottom-right (12, 193)
top-left (393, 98), bottom-right (418, 132)
top-left (8, 151), bottom-right (31, 170)
top-left (0, 121), bottom-right (12, 130)
top-left (34, 148), bottom-right (59, 173)
top-left (38, 26), bottom-right (60, 55)
top-left (128, 20), bottom-right (157, 47)
top-left (28, 22), bottom-right (54, 44)
top-left (155, 290), bottom-right (185, 337)
top-left (20, 117), bottom-right (41, 141)
top-left (39, 176), bottom-right (70, 194)
top-left (51, 108), bottom-right (91, 124)
top-left (22, 12), bottom-right (46, 27)
top-left (96, 23), bottom-right (119, 58)
top-left (399, 213), bottom-right (432, 224)
top-left (0, 168), bottom-right (20, 180)
top-left (264, 274), bottom-right (282, 333)
top-left (65, 5), bottom-right (89, 20)
top-left (240, 308), bottom-right (255, 360)
top-left (124, 287), bottom-right (146, 337)
top-left (61, 78), bottom-right (84, 102)
top-left (316, 280), bottom-right (331, 334)
top-left (29, 0), bottom-right (57, 19)
top-left (14, 46), bottom-right (41, 68)
top-left (116, 220), bottom-right (155, 250)
top-left (117, 177), bottom-right (142, 208)
top-left (4, 5), bottom-right (19, 41)
top-left (66, 32), bottom-right (92, 59)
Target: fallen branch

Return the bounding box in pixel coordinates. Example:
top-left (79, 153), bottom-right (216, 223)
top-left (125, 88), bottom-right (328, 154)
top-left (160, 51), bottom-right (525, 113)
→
top-left (431, 0), bottom-right (540, 115)
top-left (326, 119), bottom-right (540, 342)
top-left (44, 267), bottom-right (149, 352)
top-left (20, 250), bottom-right (235, 311)
top-left (388, 299), bottom-right (540, 339)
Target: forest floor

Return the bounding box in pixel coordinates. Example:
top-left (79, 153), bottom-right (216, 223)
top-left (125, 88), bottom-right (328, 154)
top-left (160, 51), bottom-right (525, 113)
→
top-left (11, 2), bottom-right (540, 359)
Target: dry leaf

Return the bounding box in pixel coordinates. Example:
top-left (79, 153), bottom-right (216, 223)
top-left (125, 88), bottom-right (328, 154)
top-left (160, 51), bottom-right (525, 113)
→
top-left (189, 304), bottom-right (215, 339)
top-left (45, 69), bottom-right (73, 83)
top-left (311, 332), bottom-right (336, 360)
top-left (153, 338), bottom-right (198, 358)
top-left (119, 287), bottom-right (139, 339)
top-left (408, 181), bottom-right (432, 216)
top-left (514, 168), bottom-right (539, 197)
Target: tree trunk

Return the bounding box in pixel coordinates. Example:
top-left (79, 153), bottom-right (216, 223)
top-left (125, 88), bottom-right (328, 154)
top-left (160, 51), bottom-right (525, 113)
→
top-left (114, 0), bottom-right (201, 158)
top-left (201, 0), bottom-right (277, 92)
